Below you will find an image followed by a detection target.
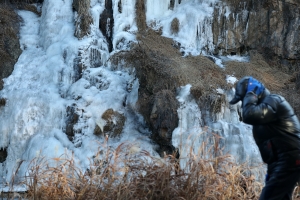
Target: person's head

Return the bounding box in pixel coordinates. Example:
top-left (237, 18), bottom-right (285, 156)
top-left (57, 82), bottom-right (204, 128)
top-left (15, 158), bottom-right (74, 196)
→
top-left (229, 76), bottom-right (268, 105)
top-left (229, 76), bottom-right (251, 105)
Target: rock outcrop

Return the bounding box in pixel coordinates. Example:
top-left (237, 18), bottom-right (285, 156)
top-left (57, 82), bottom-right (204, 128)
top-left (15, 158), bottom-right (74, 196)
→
top-left (99, 0), bottom-right (114, 52)
top-left (0, 148), bottom-right (7, 163)
top-left (0, 4), bottom-right (22, 90)
top-left (73, 0), bottom-right (93, 39)
top-left (94, 109), bottom-right (126, 138)
top-left (65, 105), bottom-right (80, 142)
top-left (213, 0), bottom-right (300, 61)
top-left (1, 0), bottom-right (300, 159)
top-left (111, 30), bottom-right (228, 156)
top-left (111, 0), bottom-right (300, 156)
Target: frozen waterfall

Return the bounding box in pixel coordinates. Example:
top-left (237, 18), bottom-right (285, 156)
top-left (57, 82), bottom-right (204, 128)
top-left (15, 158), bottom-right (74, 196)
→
top-left (0, 0), bottom-right (264, 190)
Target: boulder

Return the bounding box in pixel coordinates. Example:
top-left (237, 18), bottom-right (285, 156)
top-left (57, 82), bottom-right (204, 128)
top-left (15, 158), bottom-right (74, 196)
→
top-left (94, 109), bottom-right (126, 138)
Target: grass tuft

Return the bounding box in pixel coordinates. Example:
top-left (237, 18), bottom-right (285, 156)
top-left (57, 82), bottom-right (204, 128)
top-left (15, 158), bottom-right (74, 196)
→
top-left (18, 133), bottom-right (267, 200)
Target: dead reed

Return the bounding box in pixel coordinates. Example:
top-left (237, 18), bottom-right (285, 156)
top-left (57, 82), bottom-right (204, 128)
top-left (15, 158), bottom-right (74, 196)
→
top-left (15, 132), bottom-right (269, 200)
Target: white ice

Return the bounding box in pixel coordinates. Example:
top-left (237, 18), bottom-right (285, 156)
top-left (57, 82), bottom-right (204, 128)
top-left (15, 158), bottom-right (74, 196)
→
top-left (0, 0), bottom-right (263, 190)
top-left (0, 0), bottom-right (157, 187)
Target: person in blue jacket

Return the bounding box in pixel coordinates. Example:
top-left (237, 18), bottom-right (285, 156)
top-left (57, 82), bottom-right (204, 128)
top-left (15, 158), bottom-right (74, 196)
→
top-left (229, 76), bottom-right (300, 200)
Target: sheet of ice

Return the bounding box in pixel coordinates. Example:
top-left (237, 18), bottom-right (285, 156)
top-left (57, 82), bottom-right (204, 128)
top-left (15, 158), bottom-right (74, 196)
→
top-left (113, 0), bottom-right (138, 51)
top-left (145, 0), bottom-right (251, 65)
top-left (146, 0), bottom-right (219, 56)
top-left (0, 0), bottom-right (158, 188)
top-left (226, 75), bottom-right (238, 85)
top-left (172, 84), bottom-right (204, 169)
top-left (173, 84), bottom-right (265, 177)
top-left (0, 6), bottom-right (74, 184)
top-left (221, 55), bottom-right (250, 62)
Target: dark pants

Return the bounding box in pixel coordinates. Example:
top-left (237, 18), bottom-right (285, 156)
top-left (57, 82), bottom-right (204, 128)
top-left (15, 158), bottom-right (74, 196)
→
top-left (259, 170), bottom-right (300, 200)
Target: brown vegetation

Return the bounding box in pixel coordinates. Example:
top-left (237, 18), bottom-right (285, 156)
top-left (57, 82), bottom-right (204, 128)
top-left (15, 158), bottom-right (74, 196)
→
top-left (111, 29), bottom-right (229, 112)
top-left (16, 133), bottom-right (266, 200)
top-left (1, 2), bottom-right (300, 199)
top-left (170, 18), bottom-right (179, 35)
top-left (224, 50), bottom-right (300, 116)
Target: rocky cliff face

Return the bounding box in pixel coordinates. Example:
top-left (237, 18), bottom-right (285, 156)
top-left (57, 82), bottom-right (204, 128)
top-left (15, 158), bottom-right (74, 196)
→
top-left (0, 4), bottom-right (22, 90)
top-left (1, 0), bottom-right (299, 161)
top-left (213, 0), bottom-right (300, 61)
top-left (0, 1), bottom-right (41, 165)
top-left (109, 0), bottom-right (299, 156)
top-left (0, 2), bottom-right (41, 89)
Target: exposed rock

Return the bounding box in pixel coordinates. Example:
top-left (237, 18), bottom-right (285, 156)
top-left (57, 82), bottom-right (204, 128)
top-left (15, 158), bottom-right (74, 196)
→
top-left (0, 98), bottom-right (6, 107)
top-left (0, 148), bottom-right (7, 163)
top-left (99, 0), bottom-right (114, 52)
top-left (111, 23), bottom-right (298, 157)
top-left (0, 4), bottom-right (22, 89)
top-left (65, 105), bottom-right (80, 141)
top-left (94, 109), bottom-right (125, 138)
top-left (213, 0), bottom-right (300, 60)
top-left (118, 0), bottom-right (122, 13)
top-left (0, 80), bottom-right (3, 91)
top-left (89, 47), bottom-right (103, 68)
top-left (135, 0), bottom-right (147, 33)
top-left (73, 55), bottom-right (83, 82)
top-left (149, 90), bottom-right (179, 156)
top-left (73, 0), bottom-right (93, 39)
top-left (111, 30), bottom-right (228, 155)
top-left (0, 1), bottom-right (42, 91)
top-left (169, 0), bottom-right (175, 10)
top-left (94, 124), bottom-right (102, 136)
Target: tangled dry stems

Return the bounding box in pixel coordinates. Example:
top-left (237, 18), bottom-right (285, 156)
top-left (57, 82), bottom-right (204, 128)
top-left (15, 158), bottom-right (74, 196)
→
top-left (15, 134), bottom-right (266, 200)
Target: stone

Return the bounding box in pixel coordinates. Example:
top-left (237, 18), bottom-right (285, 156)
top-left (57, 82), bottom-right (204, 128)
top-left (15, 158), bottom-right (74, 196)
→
top-left (94, 109), bottom-right (126, 138)
top-left (73, 0), bottom-right (93, 39)
top-left (65, 105), bottom-right (80, 142)
top-left (170, 18), bottom-right (179, 35)
top-left (0, 148), bottom-right (7, 163)
top-left (0, 98), bottom-right (6, 107)
top-left (149, 90), bottom-right (180, 156)
top-left (99, 0), bottom-right (114, 52)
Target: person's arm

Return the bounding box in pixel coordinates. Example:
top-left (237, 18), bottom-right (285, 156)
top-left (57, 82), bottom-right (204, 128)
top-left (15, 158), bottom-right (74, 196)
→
top-left (242, 92), bottom-right (278, 125)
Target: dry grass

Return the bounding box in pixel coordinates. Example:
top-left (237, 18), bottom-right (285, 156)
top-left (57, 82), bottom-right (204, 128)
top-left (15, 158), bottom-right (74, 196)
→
top-left (12, 133), bottom-right (267, 200)
top-left (135, 0), bottom-right (147, 33)
top-left (170, 18), bottom-right (179, 35)
top-left (224, 51), bottom-right (290, 93)
top-left (224, 50), bottom-right (300, 117)
top-left (111, 29), bottom-right (229, 116)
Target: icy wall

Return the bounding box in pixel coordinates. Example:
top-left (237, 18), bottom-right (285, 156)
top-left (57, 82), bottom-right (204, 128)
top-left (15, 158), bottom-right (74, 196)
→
top-left (0, 0), bottom-right (265, 188)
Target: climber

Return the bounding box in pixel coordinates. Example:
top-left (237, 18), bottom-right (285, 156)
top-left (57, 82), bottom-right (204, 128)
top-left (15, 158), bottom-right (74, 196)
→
top-left (229, 76), bottom-right (300, 200)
